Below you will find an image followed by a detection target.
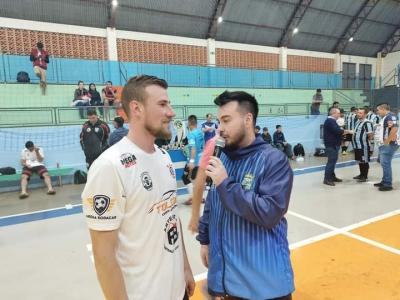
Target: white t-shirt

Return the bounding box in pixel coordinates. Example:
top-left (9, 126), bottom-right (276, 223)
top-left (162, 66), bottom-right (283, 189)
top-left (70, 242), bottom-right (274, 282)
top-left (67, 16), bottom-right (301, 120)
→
top-left (20, 148), bottom-right (44, 168)
top-left (82, 137), bottom-right (185, 300)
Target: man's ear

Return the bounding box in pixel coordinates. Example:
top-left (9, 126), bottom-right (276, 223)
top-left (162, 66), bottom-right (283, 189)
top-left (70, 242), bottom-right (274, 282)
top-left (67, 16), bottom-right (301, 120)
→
top-left (245, 112), bottom-right (254, 128)
top-left (129, 100), bottom-right (143, 117)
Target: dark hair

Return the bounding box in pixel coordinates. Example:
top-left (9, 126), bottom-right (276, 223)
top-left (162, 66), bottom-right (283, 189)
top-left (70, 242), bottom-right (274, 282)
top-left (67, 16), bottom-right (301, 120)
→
top-left (89, 83), bottom-right (96, 90)
top-left (188, 114), bottom-right (197, 126)
top-left (359, 107), bottom-right (368, 114)
top-left (114, 116), bottom-right (124, 127)
top-left (206, 113), bottom-right (212, 118)
top-left (121, 75), bottom-right (168, 118)
top-left (333, 101), bottom-right (339, 105)
top-left (317, 89), bottom-right (322, 92)
top-left (37, 42), bottom-right (43, 49)
top-left (276, 125), bottom-right (282, 129)
top-left (340, 108), bottom-right (345, 113)
top-left (25, 141), bottom-right (34, 149)
top-left (106, 81), bottom-right (112, 85)
top-left (214, 91), bottom-right (258, 125)
top-left (78, 80), bottom-right (84, 85)
top-left (263, 127), bottom-right (268, 131)
top-left (255, 125), bottom-right (260, 130)
top-left (87, 109), bottom-right (97, 116)
top-left (351, 106), bottom-right (358, 112)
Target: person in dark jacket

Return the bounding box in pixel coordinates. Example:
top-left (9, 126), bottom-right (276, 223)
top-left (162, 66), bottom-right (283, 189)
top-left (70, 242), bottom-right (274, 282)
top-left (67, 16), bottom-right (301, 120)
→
top-left (197, 91), bottom-right (294, 300)
top-left (72, 81), bottom-right (91, 119)
top-left (88, 83), bottom-right (103, 117)
top-left (323, 107), bottom-right (349, 186)
top-left (109, 116), bottom-right (128, 146)
top-left (30, 42), bottom-right (50, 95)
top-left (261, 127), bottom-right (272, 144)
top-left (80, 109), bottom-right (110, 169)
top-left (273, 125), bottom-right (295, 159)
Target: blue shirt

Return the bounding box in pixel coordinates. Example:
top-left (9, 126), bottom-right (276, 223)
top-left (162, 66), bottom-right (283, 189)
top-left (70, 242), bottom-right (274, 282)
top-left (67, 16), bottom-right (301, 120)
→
top-left (197, 136), bottom-right (294, 299)
top-left (109, 127), bottom-right (128, 146)
top-left (187, 128), bottom-right (204, 166)
top-left (201, 121), bottom-right (218, 144)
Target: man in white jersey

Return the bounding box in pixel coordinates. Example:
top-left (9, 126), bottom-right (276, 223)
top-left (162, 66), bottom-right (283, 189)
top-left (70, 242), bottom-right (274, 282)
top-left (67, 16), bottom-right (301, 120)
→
top-left (82, 75), bottom-right (194, 300)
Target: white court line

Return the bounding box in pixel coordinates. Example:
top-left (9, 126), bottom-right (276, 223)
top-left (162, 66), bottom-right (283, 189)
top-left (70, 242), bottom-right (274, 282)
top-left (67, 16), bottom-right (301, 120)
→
top-left (288, 209), bottom-right (400, 255)
top-left (0, 203), bottom-right (82, 219)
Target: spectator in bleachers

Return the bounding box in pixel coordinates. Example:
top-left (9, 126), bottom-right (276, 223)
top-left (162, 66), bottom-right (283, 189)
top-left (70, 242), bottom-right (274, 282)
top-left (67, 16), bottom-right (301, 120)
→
top-left (201, 113), bottom-right (218, 144)
top-left (19, 141), bottom-right (56, 199)
top-left (261, 127), bottom-right (272, 144)
top-left (30, 42), bottom-right (50, 95)
top-left (109, 116), bottom-right (128, 146)
top-left (102, 81), bottom-right (117, 120)
top-left (273, 125), bottom-right (295, 159)
top-left (328, 101), bottom-right (340, 113)
top-left (254, 125), bottom-right (261, 135)
top-left (88, 83), bottom-right (103, 117)
top-left (72, 80), bottom-right (91, 119)
top-left (80, 109), bottom-right (110, 169)
top-left (311, 88), bottom-right (323, 115)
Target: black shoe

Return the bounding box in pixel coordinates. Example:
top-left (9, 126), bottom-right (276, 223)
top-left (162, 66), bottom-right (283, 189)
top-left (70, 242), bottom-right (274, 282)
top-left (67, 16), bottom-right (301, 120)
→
top-left (379, 186), bottom-right (393, 191)
top-left (323, 180), bottom-right (335, 186)
top-left (353, 175), bottom-right (362, 180)
top-left (333, 177), bottom-right (343, 182)
top-left (374, 182), bottom-right (384, 187)
top-left (357, 177), bottom-right (367, 183)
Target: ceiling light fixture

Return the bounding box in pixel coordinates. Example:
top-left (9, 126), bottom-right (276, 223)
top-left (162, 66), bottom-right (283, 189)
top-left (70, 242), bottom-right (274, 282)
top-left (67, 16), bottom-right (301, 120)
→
top-left (349, 37), bottom-right (354, 42)
top-left (111, 0), bottom-right (118, 7)
top-left (293, 27), bottom-right (299, 34)
top-left (217, 16), bottom-right (223, 23)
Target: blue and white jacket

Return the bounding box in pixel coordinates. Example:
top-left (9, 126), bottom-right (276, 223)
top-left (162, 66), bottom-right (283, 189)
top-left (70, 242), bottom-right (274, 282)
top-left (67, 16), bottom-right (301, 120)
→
top-left (197, 136), bottom-right (294, 300)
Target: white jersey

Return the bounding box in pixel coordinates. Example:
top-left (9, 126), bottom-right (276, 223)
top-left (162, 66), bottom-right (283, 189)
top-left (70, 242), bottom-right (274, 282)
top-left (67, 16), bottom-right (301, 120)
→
top-left (20, 148), bottom-right (44, 167)
top-left (82, 137), bottom-right (185, 300)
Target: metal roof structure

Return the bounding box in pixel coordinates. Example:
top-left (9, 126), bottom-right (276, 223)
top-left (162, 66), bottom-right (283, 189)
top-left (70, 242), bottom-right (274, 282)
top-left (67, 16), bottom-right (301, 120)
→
top-left (1, 0), bottom-right (400, 57)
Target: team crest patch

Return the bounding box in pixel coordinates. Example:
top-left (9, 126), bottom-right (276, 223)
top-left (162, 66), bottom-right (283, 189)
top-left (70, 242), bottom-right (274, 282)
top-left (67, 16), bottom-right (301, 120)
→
top-left (241, 173), bottom-right (254, 191)
top-left (86, 127), bottom-right (91, 133)
top-left (164, 214), bottom-right (180, 253)
top-left (167, 163), bottom-right (175, 179)
top-left (93, 195), bottom-right (110, 216)
top-left (120, 153), bottom-right (137, 168)
top-left (141, 172), bottom-right (153, 191)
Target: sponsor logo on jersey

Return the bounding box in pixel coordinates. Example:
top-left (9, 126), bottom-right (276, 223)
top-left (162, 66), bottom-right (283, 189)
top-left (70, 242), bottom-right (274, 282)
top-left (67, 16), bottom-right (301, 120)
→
top-left (120, 153), bottom-right (136, 168)
top-left (141, 171), bottom-right (153, 191)
top-left (241, 173), bottom-right (254, 191)
top-left (164, 214), bottom-right (180, 253)
top-left (86, 127), bottom-right (91, 132)
top-left (148, 190), bottom-right (177, 215)
top-left (85, 195), bottom-right (117, 220)
top-left (167, 163), bottom-right (175, 179)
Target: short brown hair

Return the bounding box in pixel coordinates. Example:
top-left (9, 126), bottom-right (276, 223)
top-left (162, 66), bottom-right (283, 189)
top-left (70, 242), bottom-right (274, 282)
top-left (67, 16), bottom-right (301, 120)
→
top-left (377, 103), bottom-right (390, 111)
top-left (121, 75), bottom-right (168, 118)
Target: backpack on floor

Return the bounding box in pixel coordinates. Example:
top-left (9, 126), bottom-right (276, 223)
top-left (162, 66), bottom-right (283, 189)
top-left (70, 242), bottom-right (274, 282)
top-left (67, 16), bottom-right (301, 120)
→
top-left (314, 147), bottom-right (327, 157)
top-left (0, 167), bottom-right (16, 175)
top-left (74, 170), bottom-right (87, 184)
top-left (293, 143), bottom-right (305, 157)
top-left (16, 71), bottom-right (30, 83)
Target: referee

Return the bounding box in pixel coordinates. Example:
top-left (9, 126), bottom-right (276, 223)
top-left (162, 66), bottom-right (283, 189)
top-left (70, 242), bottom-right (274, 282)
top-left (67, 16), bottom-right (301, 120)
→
top-left (342, 107), bottom-right (358, 155)
top-left (352, 108), bottom-right (374, 182)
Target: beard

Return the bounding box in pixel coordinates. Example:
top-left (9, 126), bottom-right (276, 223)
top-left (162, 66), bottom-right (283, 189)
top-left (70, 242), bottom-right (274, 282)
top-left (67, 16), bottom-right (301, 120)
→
top-left (223, 127), bottom-right (246, 152)
top-left (144, 120), bottom-right (171, 140)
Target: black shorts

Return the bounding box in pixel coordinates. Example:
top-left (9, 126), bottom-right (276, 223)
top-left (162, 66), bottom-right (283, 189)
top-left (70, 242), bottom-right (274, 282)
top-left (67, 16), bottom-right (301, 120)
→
top-left (181, 165), bottom-right (199, 185)
top-left (22, 165), bottom-right (48, 180)
top-left (344, 133), bottom-right (353, 142)
top-left (354, 148), bottom-right (371, 163)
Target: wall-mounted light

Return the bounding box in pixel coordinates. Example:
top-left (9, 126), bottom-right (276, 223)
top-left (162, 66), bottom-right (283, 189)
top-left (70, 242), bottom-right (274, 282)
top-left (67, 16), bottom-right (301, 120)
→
top-left (217, 16), bottom-right (223, 23)
top-left (111, 0), bottom-right (118, 7)
top-left (349, 37), bottom-right (354, 42)
top-left (293, 27), bottom-right (299, 34)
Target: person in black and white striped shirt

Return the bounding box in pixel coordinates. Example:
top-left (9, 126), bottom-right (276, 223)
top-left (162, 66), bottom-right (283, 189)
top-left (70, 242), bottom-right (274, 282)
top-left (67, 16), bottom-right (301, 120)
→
top-left (342, 107), bottom-right (358, 155)
top-left (365, 106), bottom-right (380, 126)
top-left (352, 107), bottom-right (374, 182)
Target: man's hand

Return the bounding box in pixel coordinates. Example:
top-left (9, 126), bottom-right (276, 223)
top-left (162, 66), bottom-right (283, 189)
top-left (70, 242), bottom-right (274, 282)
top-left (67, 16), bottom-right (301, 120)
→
top-left (205, 156), bottom-right (228, 186)
top-left (188, 162), bottom-right (194, 171)
top-left (184, 264), bottom-right (195, 297)
top-left (200, 245), bottom-right (209, 268)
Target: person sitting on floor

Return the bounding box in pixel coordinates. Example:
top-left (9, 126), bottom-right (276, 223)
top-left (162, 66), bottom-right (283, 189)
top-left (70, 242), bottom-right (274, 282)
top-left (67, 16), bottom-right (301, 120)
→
top-left (261, 127), bottom-right (272, 144)
top-left (273, 125), bottom-right (295, 159)
top-left (19, 141), bottom-right (56, 199)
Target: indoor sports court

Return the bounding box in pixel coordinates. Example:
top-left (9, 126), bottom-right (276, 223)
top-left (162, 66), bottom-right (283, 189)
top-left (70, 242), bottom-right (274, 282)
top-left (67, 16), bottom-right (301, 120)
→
top-left (0, 0), bottom-right (400, 299)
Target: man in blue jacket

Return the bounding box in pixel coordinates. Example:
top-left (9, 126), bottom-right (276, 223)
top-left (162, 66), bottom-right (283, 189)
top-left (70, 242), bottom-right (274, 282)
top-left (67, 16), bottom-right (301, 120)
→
top-left (197, 91), bottom-right (294, 300)
top-left (323, 107), bottom-right (348, 186)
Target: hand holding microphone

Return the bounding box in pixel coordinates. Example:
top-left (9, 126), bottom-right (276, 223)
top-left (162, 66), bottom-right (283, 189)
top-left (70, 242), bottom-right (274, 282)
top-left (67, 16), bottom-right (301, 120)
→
top-left (205, 137), bottom-right (227, 188)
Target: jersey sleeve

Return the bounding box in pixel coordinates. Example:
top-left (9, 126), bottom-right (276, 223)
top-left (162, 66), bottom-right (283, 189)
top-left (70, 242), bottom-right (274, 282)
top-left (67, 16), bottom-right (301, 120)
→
top-left (82, 157), bottom-right (126, 231)
top-left (38, 148), bottom-right (45, 159)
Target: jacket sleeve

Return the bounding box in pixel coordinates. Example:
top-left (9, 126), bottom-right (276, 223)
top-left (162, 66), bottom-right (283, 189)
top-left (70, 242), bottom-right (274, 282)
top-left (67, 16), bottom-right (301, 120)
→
top-left (196, 194), bottom-right (211, 245)
top-left (273, 132), bottom-right (277, 144)
top-left (216, 151), bottom-right (293, 229)
top-left (330, 119), bottom-right (344, 136)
